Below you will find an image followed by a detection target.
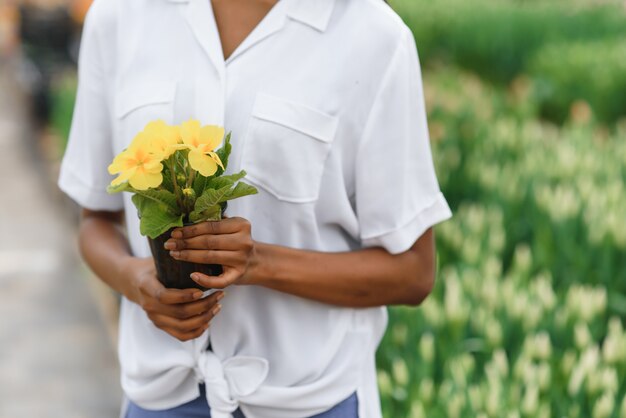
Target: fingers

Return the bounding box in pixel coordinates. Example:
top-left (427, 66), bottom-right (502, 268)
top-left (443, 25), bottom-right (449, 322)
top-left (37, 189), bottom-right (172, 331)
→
top-left (169, 249), bottom-right (244, 266)
top-left (149, 303), bottom-right (221, 335)
top-left (160, 326), bottom-right (208, 342)
top-left (164, 232), bottom-right (244, 251)
top-left (139, 273), bottom-right (203, 305)
top-left (154, 287), bottom-right (204, 305)
top-left (144, 290), bottom-right (225, 319)
top-left (191, 269), bottom-right (239, 289)
top-left (146, 291), bottom-right (225, 342)
top-left (170, 217), bottom-right (250, 239)
top-left (165, 228), bottom-right (254, 265)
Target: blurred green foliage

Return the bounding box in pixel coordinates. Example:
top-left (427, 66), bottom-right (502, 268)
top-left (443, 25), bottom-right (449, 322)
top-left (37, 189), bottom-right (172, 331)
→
top-left (378, 66), bottom-right (626, 418)
top-left (379, 1), bottom-right (626, 416)
top-left (49, 75), bottom-right (76, 149)
top-left (392, 0), bottom-right (626, 124)
top-left (530, 40), bottom-right (626, 124)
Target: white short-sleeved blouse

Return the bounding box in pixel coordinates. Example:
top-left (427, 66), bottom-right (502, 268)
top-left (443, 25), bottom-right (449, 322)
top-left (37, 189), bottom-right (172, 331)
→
top-left (58, 0), bottom-right (452, 417)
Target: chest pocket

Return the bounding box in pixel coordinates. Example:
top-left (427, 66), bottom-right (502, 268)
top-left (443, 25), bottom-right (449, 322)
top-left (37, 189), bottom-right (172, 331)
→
top-left (114, 80), bottom-right (177, 152)
top-left (242, 93), bottom-right (339, 203)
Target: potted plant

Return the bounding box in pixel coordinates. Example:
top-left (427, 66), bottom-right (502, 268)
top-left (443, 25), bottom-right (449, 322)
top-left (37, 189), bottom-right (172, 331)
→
top-left (107, 119), bottom-right (257, 290)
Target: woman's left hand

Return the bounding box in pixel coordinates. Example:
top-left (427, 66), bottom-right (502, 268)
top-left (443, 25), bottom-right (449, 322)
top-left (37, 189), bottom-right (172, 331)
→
top-left (165, 217), bottom-right (258, 289)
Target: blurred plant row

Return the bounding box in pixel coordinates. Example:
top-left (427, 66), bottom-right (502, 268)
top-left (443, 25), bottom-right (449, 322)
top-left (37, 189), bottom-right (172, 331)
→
top-left (379, 0), bottom-right (626, 416)
top-left (378, 66), bottom-right (626, 417)
top-left (392, 0), bottom-right (626, 124)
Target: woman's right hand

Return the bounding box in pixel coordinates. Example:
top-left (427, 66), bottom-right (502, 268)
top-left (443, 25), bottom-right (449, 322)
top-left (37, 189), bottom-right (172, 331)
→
top-left (120, 257), bottom-right (224, 341)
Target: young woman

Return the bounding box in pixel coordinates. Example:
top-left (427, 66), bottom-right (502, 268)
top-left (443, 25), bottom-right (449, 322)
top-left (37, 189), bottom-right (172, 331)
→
top-left (58, 0), bottom-right (452, 417)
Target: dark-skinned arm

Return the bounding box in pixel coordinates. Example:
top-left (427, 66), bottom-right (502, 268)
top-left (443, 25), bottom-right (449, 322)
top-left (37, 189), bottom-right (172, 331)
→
top-left (166, 218), bottom-right (437, 308)
top-left (79, 209), bottom-right (224, 341)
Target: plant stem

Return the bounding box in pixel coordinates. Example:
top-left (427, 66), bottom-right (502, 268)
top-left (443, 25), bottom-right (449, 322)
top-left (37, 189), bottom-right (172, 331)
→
top-left (187, 169), bottom-right (196, 189)
top-left (168, 156), bottom-right (184, 211)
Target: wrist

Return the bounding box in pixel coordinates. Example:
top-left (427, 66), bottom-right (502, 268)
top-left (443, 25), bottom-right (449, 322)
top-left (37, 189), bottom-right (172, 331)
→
top-left (116, 255), bottom-right (142, 302)
top-left (245, 242), bottom-right (276, 286)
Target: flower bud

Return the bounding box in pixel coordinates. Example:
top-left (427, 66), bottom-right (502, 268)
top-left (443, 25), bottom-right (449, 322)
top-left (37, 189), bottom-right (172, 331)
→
top-left (419, 333), bottom-right (435, 362)
top-left (521, 385), bottom-right (539, 415)
top-left (377, 371), bottom-right (392, 396)
top-left (593, 392), bottom-right (615, 418)
top-left (182, 187), bottom-right (196, 210)
top-left (392, 359), bottom-right (409, 387)
top-left (419, 378), bottom-right (434, 403)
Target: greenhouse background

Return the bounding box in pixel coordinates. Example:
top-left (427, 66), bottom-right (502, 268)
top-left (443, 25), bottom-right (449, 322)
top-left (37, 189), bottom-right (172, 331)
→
top-left (0, 0), bottom-right (625, 416)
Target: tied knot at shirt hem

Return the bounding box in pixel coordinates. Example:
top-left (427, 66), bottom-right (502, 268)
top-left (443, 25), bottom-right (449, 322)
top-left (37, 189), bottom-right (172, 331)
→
top-left (196, 351), bottom-right (269, 418)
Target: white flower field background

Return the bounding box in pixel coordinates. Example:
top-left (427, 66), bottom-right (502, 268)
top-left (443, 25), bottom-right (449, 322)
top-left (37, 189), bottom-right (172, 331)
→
top-left (377, 1), bottom-right (626, 417)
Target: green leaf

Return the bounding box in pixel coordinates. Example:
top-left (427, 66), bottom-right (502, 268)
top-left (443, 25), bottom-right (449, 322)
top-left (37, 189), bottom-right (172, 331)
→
top-left (189, 184), bottom-right (232, 222)
top-left (206, 176), bottom-right (233, 191)
top-left (193, 185), bottom-right (232, 212)
top-left (133, 189), bottom-right (179, 214)
top-left (204, 172), bottom-right (243, 192)
top-left (107, 182), bottom-right (132, 194)
top-left (161, 165), bottom-right (175, 193)
top-left (210, 170), bottom-right (247, 187)
top-left (193, 174), bottom-right (209, 197)
top-left (215, 132), bottom-right (232, 176)
top-left (189, 204), bottom-right (222, 223)
top-left (198, 170), bottom-right (248, 197)
top-left (223, 181), bottom-right (258, 201)
top-left (132, 194), bottom-right (184, 239)
top-left (107, 182), bottom-right (181, 217)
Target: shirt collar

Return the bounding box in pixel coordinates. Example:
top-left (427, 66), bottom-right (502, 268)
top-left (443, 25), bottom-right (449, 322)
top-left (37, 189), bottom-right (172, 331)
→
top-left (166, 0), bottom-right (336, 33)
top-left (285, 0), bottom-right (336, 32)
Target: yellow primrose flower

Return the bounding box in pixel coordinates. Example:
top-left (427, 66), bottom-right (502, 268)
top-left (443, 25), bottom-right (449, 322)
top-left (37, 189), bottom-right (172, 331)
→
top-left (177, 119), bottom-right (224, 177)
top-left (141, 119), bottom-right (181, 160)
top-left (108, 133), bottom-right (163, 190)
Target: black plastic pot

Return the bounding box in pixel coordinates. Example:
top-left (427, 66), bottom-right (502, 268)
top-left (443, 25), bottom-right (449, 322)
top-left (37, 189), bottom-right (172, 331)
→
top-left (148, 228), bottom-right (222, 290)
top-left (146, 203), bottom-right (227, 290)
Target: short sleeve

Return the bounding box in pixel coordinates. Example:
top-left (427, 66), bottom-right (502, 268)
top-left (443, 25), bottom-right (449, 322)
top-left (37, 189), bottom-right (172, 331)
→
top-left (57, 3), bottom-right (123, 211)
top-left (355, 29), bottom-right (451, 255)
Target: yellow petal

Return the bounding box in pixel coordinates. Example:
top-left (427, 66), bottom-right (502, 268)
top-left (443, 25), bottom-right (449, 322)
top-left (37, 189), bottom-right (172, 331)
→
top-left (208, 152), bottom-right (224, 169)
top-left (110, 166), bottom-right (137, 186)
top-left (181, 119), bottom-right (202, 147)
top-left (164, 124), bottom-right (182, 146)
top-left (108, 152), bottom-right (133, 174)
top-left (198, 125), bottom-right (224, 151)
top-left (188, 149), bottom-right (218, 177)
top-left (129, 130), bottom-right (152, 151)
top-left (143, 160), bottom-right (163, 173)
top-left (129, 169), bottom-right (163, 190)
top-left (146, 121), bottom-right (181, 156)
top-left (160, 143), bottom-right (179, 159)
top-left (144, 120), bottom-right (169, 136)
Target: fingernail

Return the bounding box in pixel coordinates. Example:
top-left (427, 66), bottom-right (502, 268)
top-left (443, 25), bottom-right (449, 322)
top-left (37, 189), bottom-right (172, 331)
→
top-left (212, 304), bottom-right (222, 316)
top-left (190, 273), bottom-right (198, 281)
top-left (217, 292), bottom-right (225, 301)
top-left (170, 251), bottom-right (180, 258)
top-left (171, 230), bottom-right (182, 239)
top-left (164, 240), bottom-right (175, 250)
top-left (193, 291), bottom-right (203, 299)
